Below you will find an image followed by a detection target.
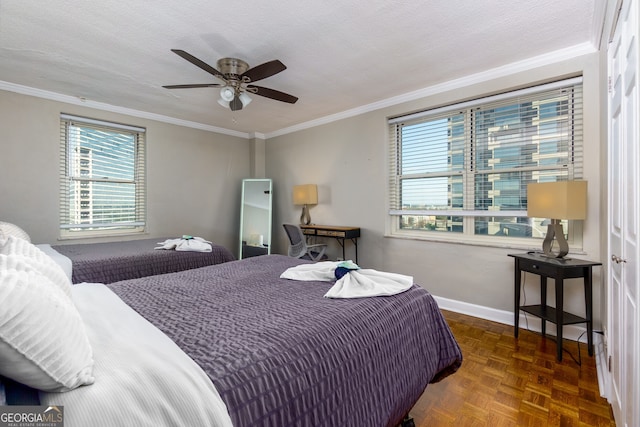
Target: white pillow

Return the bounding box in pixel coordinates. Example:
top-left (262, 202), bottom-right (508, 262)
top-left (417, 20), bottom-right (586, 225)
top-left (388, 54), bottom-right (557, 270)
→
top-left (0, 222), bottom-right (30, 243)
top-left (0, 246), bottom-right (94, 391)
top-left (0, 236), bottom-right (71, 298)
top-left (36, 244), bottom-right (73, 283)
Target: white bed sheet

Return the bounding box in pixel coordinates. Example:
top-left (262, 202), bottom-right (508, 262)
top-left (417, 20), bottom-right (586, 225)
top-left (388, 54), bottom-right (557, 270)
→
top-left (39, 283), bottom-right (233, 427)
top-left (35, 244), bottom-right (72, 282)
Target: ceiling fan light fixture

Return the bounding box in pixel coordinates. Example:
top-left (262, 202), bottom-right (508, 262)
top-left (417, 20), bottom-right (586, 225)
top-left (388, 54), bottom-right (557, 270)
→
top-left (239, 92), bottom-right (252, 107)
top-left (220, 86), bottom-right (235, 102)
top-left (165, 50), bottom-right (297, 111)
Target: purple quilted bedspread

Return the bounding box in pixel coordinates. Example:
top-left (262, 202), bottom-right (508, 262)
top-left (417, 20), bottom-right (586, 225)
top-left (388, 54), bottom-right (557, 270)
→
top-left (52, 238), bottom-right (235, 284)
top-left (107, 255), bottom-right (462, 427)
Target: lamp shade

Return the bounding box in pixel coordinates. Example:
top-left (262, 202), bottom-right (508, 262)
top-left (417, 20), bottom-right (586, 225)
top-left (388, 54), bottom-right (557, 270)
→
top-left (220, 87), bottom-right (235, 102)
top-left (527, 181), bottom-right (587, 220)
top-left (292, 184), bottom-right (318, 205)
top-left (238, 92), bottom-right (252, 107)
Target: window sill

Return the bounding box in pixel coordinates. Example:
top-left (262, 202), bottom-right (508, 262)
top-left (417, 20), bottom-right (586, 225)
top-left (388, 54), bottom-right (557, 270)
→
top-left (58, 229), bottom-right (147, 241)
top-left (384, 230), bottom-right (585, 254)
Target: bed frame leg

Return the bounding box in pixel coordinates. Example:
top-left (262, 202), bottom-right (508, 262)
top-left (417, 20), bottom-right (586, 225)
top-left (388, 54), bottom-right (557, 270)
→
top-left (400, 414), bottom-right (415, 427)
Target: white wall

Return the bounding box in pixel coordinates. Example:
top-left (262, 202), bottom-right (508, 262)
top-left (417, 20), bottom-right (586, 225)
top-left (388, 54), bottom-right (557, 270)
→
top-left (0, 50), bottom-right (607, 331)
top-left (0, 89), bottom-right (250, 253)
top-left (266, 51), bottom-right (606, 328)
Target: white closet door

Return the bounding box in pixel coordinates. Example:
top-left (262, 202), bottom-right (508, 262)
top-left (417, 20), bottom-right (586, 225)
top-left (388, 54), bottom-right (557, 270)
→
top-left (607, 1), bottom-right (639, 426)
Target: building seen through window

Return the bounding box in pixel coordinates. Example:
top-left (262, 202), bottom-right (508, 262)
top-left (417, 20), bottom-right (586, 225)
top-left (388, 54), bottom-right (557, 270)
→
top-left (389, 79), bottom-right (583, 244)
top-left (59, 115), bottom-right (146, 238)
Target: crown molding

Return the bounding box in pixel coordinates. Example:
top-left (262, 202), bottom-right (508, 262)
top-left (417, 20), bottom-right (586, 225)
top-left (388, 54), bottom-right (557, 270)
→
top-left (265, 42), bottom-right (597, 139)
top-left (1, 41), bottom-right (597, 141)
top-left (248, 132), bottom-right (266, 140)
top-left (591, 0), bottom-right (609, 49)
top-left (0, 80), bottom-right (249, 139)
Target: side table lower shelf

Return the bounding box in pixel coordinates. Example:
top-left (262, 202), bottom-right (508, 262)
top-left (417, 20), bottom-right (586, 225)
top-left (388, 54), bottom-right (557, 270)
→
top-left (520, 304), bottom-right (588, 326)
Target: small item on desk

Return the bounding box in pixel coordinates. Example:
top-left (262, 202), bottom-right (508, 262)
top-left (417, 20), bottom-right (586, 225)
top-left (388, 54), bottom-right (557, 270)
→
top-left (248, 234), bottom-right (264, 247)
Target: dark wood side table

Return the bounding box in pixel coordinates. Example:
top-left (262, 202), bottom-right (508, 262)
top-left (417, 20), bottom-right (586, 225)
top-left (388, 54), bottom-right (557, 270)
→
top-left (509, 253), bottom-right (601, 362)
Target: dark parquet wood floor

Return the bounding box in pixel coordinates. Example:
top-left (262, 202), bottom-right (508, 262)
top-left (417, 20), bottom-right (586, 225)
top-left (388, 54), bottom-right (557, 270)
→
top-left (408, 310), bottom-right (616, 427)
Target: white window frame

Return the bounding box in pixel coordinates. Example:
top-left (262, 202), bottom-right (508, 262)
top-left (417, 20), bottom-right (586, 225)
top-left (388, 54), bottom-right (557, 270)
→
top-left (387, 77), bottom-right (584, 250)
top-left (59, 114), bottom-right (146, 239)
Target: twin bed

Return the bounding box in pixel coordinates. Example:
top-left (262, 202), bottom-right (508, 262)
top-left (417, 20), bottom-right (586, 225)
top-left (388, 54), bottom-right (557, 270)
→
top-left (1, 234), bottom-right (463, 427)
top-left (41, 237), bottom-right (236, 284)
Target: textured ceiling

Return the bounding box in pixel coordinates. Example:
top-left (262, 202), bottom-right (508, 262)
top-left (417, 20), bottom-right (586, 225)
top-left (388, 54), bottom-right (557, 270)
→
top-left (0, 0), bottom-right (600, 136)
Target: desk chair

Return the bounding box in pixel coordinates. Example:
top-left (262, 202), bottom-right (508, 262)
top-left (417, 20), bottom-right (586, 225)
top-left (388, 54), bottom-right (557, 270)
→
top-left (282, 224), bottom-right (328, 261)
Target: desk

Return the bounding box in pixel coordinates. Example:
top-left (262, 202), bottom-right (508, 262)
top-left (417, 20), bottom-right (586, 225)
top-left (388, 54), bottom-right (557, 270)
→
top-left (300, 224), bottom-right (361, 263)
top-left (509, 253), bottom-right (601, 362)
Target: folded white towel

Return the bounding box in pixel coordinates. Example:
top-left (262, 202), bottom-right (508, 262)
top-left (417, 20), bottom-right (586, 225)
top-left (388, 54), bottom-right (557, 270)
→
top-left (280, 261), bottom-right (338, 281)
top-left (155, 236), bottom-right (212, 253)
top-left (280, 261), bottom-right (413, 299)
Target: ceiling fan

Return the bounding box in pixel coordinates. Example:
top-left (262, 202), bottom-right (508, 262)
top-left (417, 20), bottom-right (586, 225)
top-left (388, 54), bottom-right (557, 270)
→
top-left (163, 49), bottom-right (298, 111)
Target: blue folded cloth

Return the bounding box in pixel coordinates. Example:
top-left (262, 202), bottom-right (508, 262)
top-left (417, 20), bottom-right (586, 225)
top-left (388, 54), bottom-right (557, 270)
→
top-left (334, 260), bottom-right (360, 279)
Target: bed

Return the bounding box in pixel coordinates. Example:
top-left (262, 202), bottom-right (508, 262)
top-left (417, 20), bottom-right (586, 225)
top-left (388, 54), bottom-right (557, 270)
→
top-left (43, 237), bottom-right (236, 283)
top-left (1, 235), bottom-right (462, 427)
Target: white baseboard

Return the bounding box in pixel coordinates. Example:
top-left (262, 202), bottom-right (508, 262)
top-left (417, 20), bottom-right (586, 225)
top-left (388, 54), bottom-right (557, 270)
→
top-left (432, 295), bottom-right (589, 342)
top-left (594, 334), bottom-right (610, 398)
top-left (433, 295), bottom-right (610, 397)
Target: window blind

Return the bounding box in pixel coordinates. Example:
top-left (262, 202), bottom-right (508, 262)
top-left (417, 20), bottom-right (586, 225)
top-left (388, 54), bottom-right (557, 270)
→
top-left (59, 115), bottom-right (146, 237)
top-left (388, 77), bottom-right (583, 240)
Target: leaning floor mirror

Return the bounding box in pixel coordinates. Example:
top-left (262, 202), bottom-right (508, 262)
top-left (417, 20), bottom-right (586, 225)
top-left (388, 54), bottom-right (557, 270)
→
top-left (239, 179), bottom-right (272, 259)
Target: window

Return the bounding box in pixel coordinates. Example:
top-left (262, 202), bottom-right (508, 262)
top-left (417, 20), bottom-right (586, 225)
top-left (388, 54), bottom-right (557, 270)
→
top-left (388, 78), bottom-right (583, 246)
top-left (59, 114), bottom-right (146, 238)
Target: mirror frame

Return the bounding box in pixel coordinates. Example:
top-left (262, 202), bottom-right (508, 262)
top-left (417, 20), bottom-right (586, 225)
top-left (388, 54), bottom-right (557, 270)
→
top-left (239, 178), bottom-right (272, 259)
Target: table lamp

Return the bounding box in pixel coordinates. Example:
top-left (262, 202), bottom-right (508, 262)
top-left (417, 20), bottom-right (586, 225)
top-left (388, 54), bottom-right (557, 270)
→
top-left (527, 181), bottom-right (587, 258)
top-left (293, 184), bottom-right (318, 225)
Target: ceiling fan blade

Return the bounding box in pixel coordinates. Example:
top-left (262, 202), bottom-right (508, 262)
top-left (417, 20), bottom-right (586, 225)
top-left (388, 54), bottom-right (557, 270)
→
top-left (241, 60), bottom-right (286, 83)
top-left (230, 96), bottom-right (243, 111)
top-left (170, 49), bottom-right (225, 80)
top-left (248, 85), bottom-right (298, 104)
top-left (163, 83), bottom-right (222, 89)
